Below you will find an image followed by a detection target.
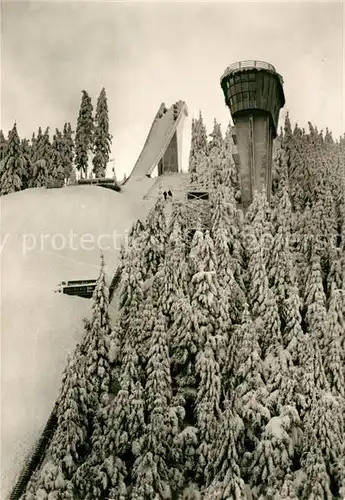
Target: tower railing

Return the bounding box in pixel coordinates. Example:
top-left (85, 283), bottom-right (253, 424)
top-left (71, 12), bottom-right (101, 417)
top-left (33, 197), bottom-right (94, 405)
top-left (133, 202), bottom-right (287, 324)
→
top-left (220, 60), bottom-right (280, 82)
top-left (233, 60), bottom-right (275, 71)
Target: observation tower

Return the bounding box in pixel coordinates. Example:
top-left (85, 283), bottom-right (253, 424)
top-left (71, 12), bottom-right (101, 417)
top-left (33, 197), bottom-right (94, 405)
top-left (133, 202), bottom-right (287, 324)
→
top-left (220, 60), bottom-right (285, 207)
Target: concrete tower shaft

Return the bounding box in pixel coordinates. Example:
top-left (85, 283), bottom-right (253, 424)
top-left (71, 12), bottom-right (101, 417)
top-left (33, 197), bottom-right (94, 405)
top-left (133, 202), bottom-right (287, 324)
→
top-left (220, 60), bottom-right (285, 208)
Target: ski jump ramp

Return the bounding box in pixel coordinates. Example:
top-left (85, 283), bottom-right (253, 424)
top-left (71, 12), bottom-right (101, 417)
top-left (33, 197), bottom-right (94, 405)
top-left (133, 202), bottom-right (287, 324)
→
top-left (3, 100), bottom-right (189, 499)
top-left (126, 100), bottom-right (188, 183)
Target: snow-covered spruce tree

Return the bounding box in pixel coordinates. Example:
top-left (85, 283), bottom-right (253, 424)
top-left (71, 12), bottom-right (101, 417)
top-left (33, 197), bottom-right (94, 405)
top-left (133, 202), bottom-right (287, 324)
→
top-left (30, 127), bottom-right (47, 187)
top-left (224, 196), bottom-right (246, 298)
top-left (167, 199), bottom-right (188, 237)
top-left (29, 131), bottom-right (37, 161)
top-left (299, 441), bottom-right (333, 500)
top-left (208, 121), bottom-right (233, 193)
top-left (271, 142), bottom-right (288, 199)
top-left (103, 244), bottom-right (161, 497)
top-left (75, 90), bottom-right (94, 179)
top-left (309, 391), bottom-right (344, 477)
top-left (137, 196), bottom-right (167, 281)
top-left (293, 333), bottom-right (329, 419)
top-left (75, 255), bottom-right (148, 500)
top-left (204, 401), bottom-right (246, 499)
top-left (132, 266), bottom-right (165, 369)
top-left (335, 160), bottom-right (345, 253)
top-left (0, 129), bottom-right (7, 162)
top-left (303, 252), bottom-right (328, 351)
top-left (33, 127), bottom-right (53, 185)
top-left (42, 127), bottom-right (53, 174)
top-left (194, 338), bottom-right (222, 485)
top-left (84, 253), bottom-right (112, 408)
top-left (189, 230), bottom-right (222, 351)
top-left (189, 111), bottom-right (208, 171)
top-left (230, 305), bottom-right (271, 485)
top-left (92, 87), bottom-right (112, 178)
top-left (62, 122), bottom-right (75, 183)
top-left (51, 129), bottom-right (66, 183)
top-left (299, 391), bottom-right (345, 498)
top-left (210, 190), bottom-right (245, 324)
top-left (261, 286), bottom-right (283, 357)
top-left (244, 189), bottom-right (273, 267)
top-left (73, 339), bottom-right (145, 499)
top-left (268, 186), bottom-right (295, 308)
top-left (167, 230), bottom-right (198, 444)
top-left (188, 230), bottom-right (224, 486)
top-left (189, 111), bottom-right (208, 184)
top-left (281, 114), bottom-right (305, 212)
top-left (326, 248), bottom-right (344, 298)
top-left (101, 265), bottom-right (183, 498)
top-left (264, 344), bottom-right (299, 420)
top-left (169, 292), bottom-right (198, 415)
top-left (248, 405), bottom-right (301, 499)
top-left (128, 218), bottom-right (146, 240)
top-left (208, 119), bottom-right (223, 152)
top-left (188, 118), bottom-right (197, 174)
top-left (118, 245), bottom-right (143, 324)
top-left (310, 179), bottom-right (338, 277)
top-left (67, 255), bottom-right (114, 498)
top-left (281, 283), bottom-right (305, 358)
top-left (131, 310), bottom-right (182, 498)
top-left (161, 211), bottom-right (189, 327)
top-left (114, 234), bottom-right (146, 373)
top-left (323, 287), bottom-right (345, 397)
top-left (293, 201), bottom-right (313, 294)
top-left (242, 224), bottom-right (267, 316)
top-left (244, 225), bottom-right (282, 357)
top-left (20, 137), bottom-right (32, 190)
top-left (108, 218), bottom-right (146, 309)
top-left (22, 346), bottom-right (91, 499)
top-left (0, 123), bottom-right (24, 195)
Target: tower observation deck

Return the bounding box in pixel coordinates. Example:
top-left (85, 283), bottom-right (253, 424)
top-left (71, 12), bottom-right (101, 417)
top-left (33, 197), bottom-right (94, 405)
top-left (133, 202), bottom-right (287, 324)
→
top-left (220, 60), bottom-right (285, 208)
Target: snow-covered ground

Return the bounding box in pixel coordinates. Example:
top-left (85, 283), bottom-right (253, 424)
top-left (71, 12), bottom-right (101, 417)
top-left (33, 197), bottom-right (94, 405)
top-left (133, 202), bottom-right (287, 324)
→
top-left (0, 181), bottom-right (155, 497)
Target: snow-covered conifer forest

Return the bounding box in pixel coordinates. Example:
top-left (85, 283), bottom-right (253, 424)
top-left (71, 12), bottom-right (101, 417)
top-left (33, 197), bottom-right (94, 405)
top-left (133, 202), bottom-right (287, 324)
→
top-left (12, 115), bottom-right (345, 499)
top-left (0, 88), bottom-right (112, 193)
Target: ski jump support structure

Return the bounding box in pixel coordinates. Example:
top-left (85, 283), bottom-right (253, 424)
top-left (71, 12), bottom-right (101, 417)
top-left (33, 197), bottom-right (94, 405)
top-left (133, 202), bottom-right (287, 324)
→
top-left (126, 99), bottom-right (212, 235)
top-left (220, 60), bottom-right (285, 208)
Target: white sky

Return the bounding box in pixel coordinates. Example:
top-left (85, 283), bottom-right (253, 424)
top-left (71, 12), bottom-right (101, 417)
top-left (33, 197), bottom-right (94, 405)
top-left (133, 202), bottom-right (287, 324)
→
top-left (1, 1), bottom-right (344, 180)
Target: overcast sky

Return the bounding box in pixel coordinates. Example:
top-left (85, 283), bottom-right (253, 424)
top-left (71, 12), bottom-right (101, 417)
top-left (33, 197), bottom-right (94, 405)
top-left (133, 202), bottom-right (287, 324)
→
top-left (1, 1), bottom-right (344, 179)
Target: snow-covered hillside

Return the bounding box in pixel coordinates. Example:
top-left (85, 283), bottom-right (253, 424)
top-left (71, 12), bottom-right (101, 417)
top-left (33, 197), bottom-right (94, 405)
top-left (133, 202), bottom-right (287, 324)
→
top-left (1, 181), bottom-right (154, 497)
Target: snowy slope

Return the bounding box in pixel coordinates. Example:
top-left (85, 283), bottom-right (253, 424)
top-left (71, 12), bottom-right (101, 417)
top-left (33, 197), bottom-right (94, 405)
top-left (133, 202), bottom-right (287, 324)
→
top-left (143, 172), bottom-right (190, 201)
top-left (1, 181), bottom-right (156, 497)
